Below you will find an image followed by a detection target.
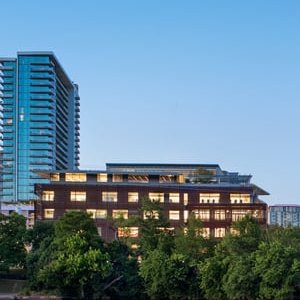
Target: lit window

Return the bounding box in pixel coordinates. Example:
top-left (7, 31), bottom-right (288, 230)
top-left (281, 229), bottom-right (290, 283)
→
top-left (199, 193), bottom-right (220, 203)
top-left (97, 227), bottom-right (102, 236)
top-left (86, 209), bottom-right (107, 219)
top-left (70, 191), bottom-right (86, 201)
top-left (169, 210), bottom-right (180, 220)
top-left (44, 209), bottom-right (54, 219)
top-left (177, 175), bottom-right (184, 183)
top-left (102, 192), bottom-right (118, 202)
top-left (112, 174), bottom-right (123, 182)
top-left (184, 193), bottom-right (188, 205)
top-left (50, 173), bottom-right (60, 181)
top-left (169, 193), bottom-right (180, 203)
top-left (232, 209), bottom-right (252, 221)
top-left (201, 228), bottom-right (210, 238)
top-left (65, 173), bottom-right (87, 182)
top-left (128, 175), bottom-right (149, 183)
top-left (118, 227), bottom-right (139, 238)
top-left (252, 209), bottom-right (264, 219)
top-left (149, 192), bottom-right (164, 203)
top-left (128, 192), bottom-right (139, 203)
top-left (230, 194), bottom-right (251, 204)
top-left (97, 173), bottom-right (108, 182)
top-left (42, 191), bottom-right (54, 201)
top-left (214, 228), bottom-right (226, 238)
top-left (214, 209), bottom-right (226, 220)
top-left (144, 210), bottom-right (159, 219)
top-left (112, 210), bottom-right (128, 219)
top-left (184, 210), bottom-right (189, 222)
top-left (193, 209), bottom-right (210, 221)
top-left (230, 227), bottom-right (239, 235)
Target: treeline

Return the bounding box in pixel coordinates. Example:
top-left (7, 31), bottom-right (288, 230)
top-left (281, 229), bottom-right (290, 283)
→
top-left (1, 198), bottom-right (300, 299)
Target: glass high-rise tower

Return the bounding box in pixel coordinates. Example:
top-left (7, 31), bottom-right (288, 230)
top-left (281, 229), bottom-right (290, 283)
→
top-left (0, 52), bottom-right (80, 202)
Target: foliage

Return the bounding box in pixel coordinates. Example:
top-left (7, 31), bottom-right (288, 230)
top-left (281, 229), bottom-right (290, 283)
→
top-left (26, 220), bottom-right (54, 251)
top-left (200, 215), bottom-right (262, 300)
top-left (0, 213), bottom-right (27, 272)
top-left (138, 197), bottom-right (173, 255)
top-left (38, 233), bottom-right (110, 298)
top-left (103, 240), bottom-right (144, 299)
top-left (14, 209), bottom-right (300, 299)
top-left (254, 240), bottom-right (300, 299)
top-left (27, 211), bottom-right (110, 298)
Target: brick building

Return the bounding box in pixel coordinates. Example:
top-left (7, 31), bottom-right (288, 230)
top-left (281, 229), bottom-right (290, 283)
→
top-left (35, 163), bottom-right (268, 241)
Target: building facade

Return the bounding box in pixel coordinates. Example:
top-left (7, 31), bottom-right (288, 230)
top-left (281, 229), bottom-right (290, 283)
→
top-left (0, 52), bottom-right (80, 203)
top-left (269, 205), bottom-right (300, 227)
top-left (35, 163), bottom-right (268, 241)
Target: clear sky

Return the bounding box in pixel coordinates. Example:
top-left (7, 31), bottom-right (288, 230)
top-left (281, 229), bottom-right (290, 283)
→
top-left (2, 0), bottom-right (300, 205)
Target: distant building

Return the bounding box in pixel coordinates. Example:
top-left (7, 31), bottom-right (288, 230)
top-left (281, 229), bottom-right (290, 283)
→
top-left (0, 52), bottom-right (80, 204)
top-left (268, 205), bottom-right (300, 227)
top-left (35, 163), bottom-right (268, 240)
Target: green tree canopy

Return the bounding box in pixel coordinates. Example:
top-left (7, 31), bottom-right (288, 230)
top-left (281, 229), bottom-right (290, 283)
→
top-left (0, 212), bottom-right (27, 272)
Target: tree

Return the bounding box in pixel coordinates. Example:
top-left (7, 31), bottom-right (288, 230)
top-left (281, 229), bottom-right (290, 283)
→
top-left (254, 240), bottom-right (300, 299)
top-left (104, 240), bottom-right (144, 299)
top-left (27, 211), bottom-right (111, 298)
top-left (222, 254), bottom-right (258, 300)
top-left (38, 233), bottom-right (110, 298)
top-left (138, 197), bottom-right (173, 255)
top-left (200, 215), bottom-right (263, 300)
top-left (174, 215), bottom-right (215, 298)
top-left (0, 212), bottom-right (27, 272)
top-left (54, 210), bottom-right (102, 248)
top-left (26, 220), bottom-right (54, 251)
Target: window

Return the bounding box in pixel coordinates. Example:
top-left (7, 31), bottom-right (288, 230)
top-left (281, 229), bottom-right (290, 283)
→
top-left (112, 210), bottom-right (128, 219)
top-left (149, 192), bottom-right (164, 203)
top-left (230, 194), bottom-right (251, 204)
top-left (199, 193), bottom-right (220, 203)
top-left (230, 227), bottom-right (239, 235)
top-left (184, 193), bottom-right (188, 205)
top-left (102, 192), bottom-right (118, 202)
top-left (128, 192), bottom-right (139, 203)
top-left (214, 228), bottom-right (226, 238)
top-left (97, 173), bottom-right (107, 182)
top-left (50, 173), bottom-right (60, 181)
top-left (118, 227), bottom-right (139, 238)
top-left (201, 228), bottom-right (210, 238)
top-left (232, 209), bottom-right (252, 221)
top-left (44, 209), bottom-right (54, 219)
top-left (144, 210), bottom-right (159, 219)
top-left (193, 209), bottom-right (210, 221)
top-left (214, 209), bottom-right (226, 220)
top-left (66, 173), bottom-right (87, 182)
top-left (184, 210), bottom-right (189, 222)
top-left (169, 210), bottom-right (180, 220)
top-left (70, 191), bottom-right (86, 201)
top-left (87, 209), bottom-right (107, 219)
top-left (97, 227), bottom-right (102, 236)
top-left (177, 175), bottom-right (184, 183)
top-left (112, 174), bottom-right (123, 182)
top-left (128, 175), bottom-right (149, 183)
top-left (169, 193), bottom-right (180, 203)
top-left (42, 191), bottom-right (54, 201)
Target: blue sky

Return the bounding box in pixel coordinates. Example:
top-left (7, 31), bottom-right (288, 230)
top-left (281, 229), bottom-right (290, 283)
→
top-left (2, 0), bottom-right (300, 204)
